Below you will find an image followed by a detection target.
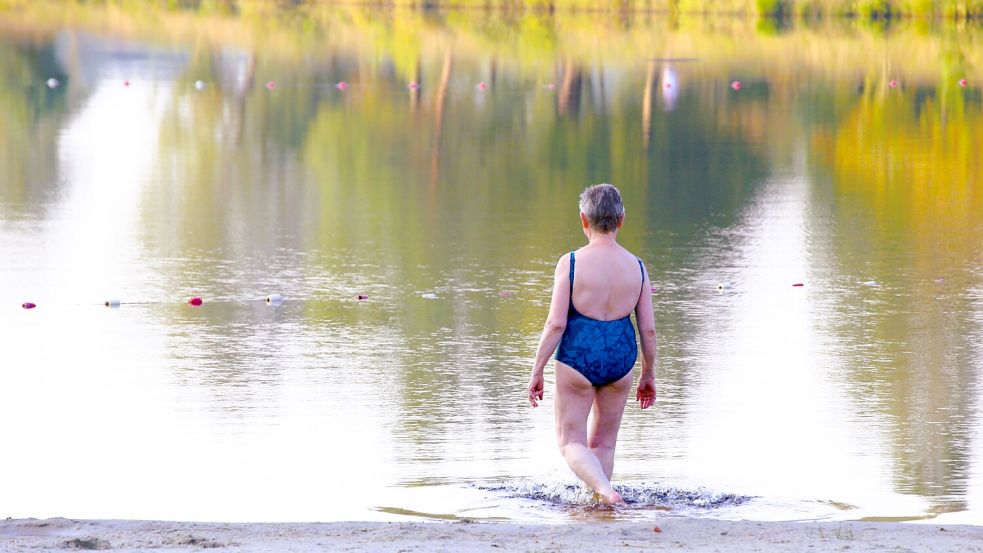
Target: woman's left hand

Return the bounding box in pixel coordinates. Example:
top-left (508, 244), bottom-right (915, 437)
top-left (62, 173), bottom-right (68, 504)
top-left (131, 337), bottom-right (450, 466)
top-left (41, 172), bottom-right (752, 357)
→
top-left (528, 372), bottom-right (545, 408)
top-left (636, 376), bottom-right (656, 410)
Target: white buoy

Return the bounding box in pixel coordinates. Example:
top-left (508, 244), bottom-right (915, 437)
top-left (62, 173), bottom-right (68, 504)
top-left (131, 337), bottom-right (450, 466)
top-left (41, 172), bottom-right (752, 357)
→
top-left (266, 294), bottom-right (283, 305)
top-left (194, 80), bottom-right (206, 90)
top-left (46, 78), bottom-right (59, 88)
top-left (422, 293), bottom-right (437, 299)
top-left (861, 281), bottom-right (880, 287)
top-left (104, 299), bottom-right (121, 308)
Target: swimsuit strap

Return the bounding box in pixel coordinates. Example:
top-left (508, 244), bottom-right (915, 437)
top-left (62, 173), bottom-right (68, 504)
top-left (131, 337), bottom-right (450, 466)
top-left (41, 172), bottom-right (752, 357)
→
top-left (637, 258), bottom-right (645, 294)
top-left (569, 251), bottom-right (576, 297)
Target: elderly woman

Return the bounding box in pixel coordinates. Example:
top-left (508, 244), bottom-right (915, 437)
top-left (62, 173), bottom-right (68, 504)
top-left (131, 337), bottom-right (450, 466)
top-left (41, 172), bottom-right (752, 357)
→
top-left (527, 183), bottom-right (657, 504)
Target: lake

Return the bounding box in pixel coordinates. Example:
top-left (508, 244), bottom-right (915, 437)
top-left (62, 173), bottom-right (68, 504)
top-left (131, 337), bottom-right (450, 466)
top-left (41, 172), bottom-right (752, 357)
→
top-left (0, 3), bottom-right (981, 525)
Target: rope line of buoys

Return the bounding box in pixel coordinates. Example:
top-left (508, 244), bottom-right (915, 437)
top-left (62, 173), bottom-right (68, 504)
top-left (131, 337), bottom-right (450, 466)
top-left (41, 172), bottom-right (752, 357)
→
top-left (16, 277), bottom-right (918, 311)
top-left (37, 76), bottom-right (974, 94)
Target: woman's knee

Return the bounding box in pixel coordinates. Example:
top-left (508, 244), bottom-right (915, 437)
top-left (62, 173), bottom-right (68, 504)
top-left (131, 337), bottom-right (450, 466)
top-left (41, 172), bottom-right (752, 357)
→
top-left (556, 424), bottom-right (586, 450)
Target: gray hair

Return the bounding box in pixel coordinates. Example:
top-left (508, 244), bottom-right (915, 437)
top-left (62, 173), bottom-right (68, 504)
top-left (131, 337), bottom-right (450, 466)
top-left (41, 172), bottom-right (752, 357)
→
top-left (579, 183), bottom-right (625, 233)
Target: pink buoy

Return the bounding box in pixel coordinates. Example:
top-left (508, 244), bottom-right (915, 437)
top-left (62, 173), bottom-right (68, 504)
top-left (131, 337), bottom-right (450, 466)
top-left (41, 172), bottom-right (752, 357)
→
top-left (21, 302), bottom-right (36, 309)
top-left (498, 291), bottom-right (513, 298)
top-left (664, 82), bottom-right (672, 89)
top-left (336, 81), bottom-right (348, 90)
top-left (123, 80), bottom-right (130, 87)
top-left (650, 286), bottom-right (658, 294)
top-left (889, 80), bottom-right (898, 88)
top-left (477, 82), bottom-right (488, 90)
top-left (959, 79), bottom-right (968, 87)
top-left (266, 81), bottom-right (276, 90)
top-left (545, 83), bottom-right (555, 90)
top-left (356, 294), bottom-right (369, 301)
top-left (188, 297), bottom-right (203, 306)
top-left (408, 82), bottom-right (420, 90)
top-left (730, 80), bottom-right (742, 91)
top-left (792, 283), bottom-right (804, 287)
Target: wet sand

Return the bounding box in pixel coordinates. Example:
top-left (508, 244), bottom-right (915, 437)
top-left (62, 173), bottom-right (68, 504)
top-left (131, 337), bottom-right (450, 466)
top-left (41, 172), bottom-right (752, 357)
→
top-left (2, 517), bottom-right (982, 552)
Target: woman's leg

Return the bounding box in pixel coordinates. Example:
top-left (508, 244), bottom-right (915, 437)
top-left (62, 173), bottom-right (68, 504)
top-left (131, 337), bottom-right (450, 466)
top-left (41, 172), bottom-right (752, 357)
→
top-left (554, 361), bottom-right (622, 503)
top-left (588, 371), bottom-right (633, 481)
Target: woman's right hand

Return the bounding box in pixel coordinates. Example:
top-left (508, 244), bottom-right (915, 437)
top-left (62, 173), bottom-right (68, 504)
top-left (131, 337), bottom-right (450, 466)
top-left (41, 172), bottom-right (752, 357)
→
top-left (528, 371), bottom-right (545, 408)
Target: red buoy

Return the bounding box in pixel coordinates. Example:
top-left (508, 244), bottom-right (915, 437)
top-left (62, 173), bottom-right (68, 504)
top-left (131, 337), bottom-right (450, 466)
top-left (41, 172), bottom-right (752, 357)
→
top-left (792, 283), bottom-right (804, 287)
top-left (959, 79), bottom-right (968, 87)
top-left (188, 297), bottom-right (203, 306)
top-left (266, 81), bottom-right (276, 90)
top-left (21, 302), bottom-right (36, 309)
top-left (730, 80), bottom-right (742, 91)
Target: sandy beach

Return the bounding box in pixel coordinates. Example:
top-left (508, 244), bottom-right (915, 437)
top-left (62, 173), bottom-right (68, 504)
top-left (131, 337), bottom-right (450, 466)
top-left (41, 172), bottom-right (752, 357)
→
top-left (2, 517), bottom-right (981, 552)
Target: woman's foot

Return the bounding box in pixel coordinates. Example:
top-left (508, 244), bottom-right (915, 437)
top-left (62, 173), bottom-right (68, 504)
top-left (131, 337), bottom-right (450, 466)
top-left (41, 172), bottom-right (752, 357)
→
top-left (599, 489), bottom-right (623, 504)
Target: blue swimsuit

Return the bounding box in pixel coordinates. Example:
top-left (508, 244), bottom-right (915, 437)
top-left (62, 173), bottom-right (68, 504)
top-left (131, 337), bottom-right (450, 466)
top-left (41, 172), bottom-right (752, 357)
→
top-left (555, 251), bottom-right (644, 387)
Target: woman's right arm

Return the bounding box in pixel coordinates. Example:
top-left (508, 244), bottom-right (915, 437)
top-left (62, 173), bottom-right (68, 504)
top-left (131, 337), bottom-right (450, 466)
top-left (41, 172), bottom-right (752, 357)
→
top-left (528, 254), bottom-right (571, 408)
top-left (635, 262), bottom-right (657, 409)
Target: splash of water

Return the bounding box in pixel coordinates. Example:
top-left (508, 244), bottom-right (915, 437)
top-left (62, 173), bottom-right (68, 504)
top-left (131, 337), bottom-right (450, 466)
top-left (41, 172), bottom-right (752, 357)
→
top-left (479, 479), bottom-right (751, 511)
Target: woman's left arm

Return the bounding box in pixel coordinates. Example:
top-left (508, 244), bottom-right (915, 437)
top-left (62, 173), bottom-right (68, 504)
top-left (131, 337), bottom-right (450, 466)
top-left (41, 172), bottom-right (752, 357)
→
top-left (528, 254), bottom-right (571, 408)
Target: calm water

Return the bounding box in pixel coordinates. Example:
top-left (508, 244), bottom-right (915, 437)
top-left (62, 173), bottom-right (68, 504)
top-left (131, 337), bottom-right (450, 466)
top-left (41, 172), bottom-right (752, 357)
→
top-left (1, 5), bottom-right (982, 525)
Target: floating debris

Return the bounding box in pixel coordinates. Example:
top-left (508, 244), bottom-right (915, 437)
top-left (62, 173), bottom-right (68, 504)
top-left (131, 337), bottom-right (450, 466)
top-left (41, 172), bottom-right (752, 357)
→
top-left (422, 293), bottom-right (438, 299)
top-left (266, 294), bottom-right (283, 305)
top-left (194, 80), bottom-right (206, 90)
top-left (21, 302), bottom-right (36, 310)
top-left (498, 291), bottom-right (513, 298)
top-left (356, 294), bottom-right (369, 301)
top-left (861, 281), bottom-right (880, 287)
top-left (104, 299), bottom-right (121, 308)
top-left (46, 78), bottom-right (60, 88)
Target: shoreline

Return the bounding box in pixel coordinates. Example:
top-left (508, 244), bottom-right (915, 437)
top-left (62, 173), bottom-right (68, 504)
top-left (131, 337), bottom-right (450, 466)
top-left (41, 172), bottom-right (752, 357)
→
top-left (3, 517), bottom-right (982, 552)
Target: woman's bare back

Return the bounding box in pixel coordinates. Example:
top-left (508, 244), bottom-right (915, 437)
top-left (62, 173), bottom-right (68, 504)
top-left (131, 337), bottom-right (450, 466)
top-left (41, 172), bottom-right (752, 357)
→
top-left (569, 243), bottom-right (644, 321)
